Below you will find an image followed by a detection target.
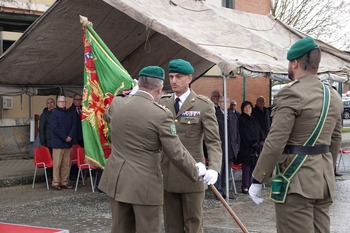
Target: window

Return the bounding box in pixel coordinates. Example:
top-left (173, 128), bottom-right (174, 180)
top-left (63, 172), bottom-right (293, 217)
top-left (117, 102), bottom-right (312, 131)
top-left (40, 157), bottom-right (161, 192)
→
top-left (222, 0), bottom-right (234, 9)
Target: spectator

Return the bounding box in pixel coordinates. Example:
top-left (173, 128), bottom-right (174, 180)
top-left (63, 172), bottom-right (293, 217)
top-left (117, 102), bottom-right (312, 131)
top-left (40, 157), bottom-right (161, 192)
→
top-left (210, 89), bottom-right (220, 109)
top-left (252, 96), bottom-right (271, 140)
top-left (38, 97), bottom-right (55, 182)
top-left (68, 93), bottom-right (83, 181)
top-left (237, 101), bottom-right (263, 194)
top-left (229, 100), bottom-right (240, 115)
top-left (49, 96), bottom-right (76, 190)
top-left (214, 96), bottom-right (240, 198)
top-left (68, 93), bottom-right (83, 147)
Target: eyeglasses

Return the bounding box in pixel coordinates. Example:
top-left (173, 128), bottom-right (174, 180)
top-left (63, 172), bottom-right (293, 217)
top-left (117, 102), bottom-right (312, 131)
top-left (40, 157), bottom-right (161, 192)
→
top-left (74, 98), bottom-right (82, 101)
top-left (57, 101), bottom-right (66, 103)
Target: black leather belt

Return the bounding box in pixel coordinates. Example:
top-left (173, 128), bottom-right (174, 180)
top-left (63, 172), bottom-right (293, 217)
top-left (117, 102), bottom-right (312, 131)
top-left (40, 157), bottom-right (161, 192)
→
top-left (283, 145), bottom-right (329, 155)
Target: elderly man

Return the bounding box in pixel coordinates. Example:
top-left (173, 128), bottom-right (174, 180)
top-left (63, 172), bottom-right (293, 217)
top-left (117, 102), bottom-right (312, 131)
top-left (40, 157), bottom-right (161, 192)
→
top-left (214, 96), bottom-right (240, 198)
top-left (98, 66), bottom-right (207, 233)
top-left (210, 90), bottom-right (220, 108)
top-left (252, 96), bottom-right (271, 140)
top-left (159, 59), bottom-right (222, 233)
top-left (49, 96), bottom-right (76, 190)
top-left (249, 37), bottom-right (343, 233)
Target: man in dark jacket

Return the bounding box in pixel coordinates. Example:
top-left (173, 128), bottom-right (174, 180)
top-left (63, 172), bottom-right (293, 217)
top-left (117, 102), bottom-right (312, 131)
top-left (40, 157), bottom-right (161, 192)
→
top-left (67, 93), bottom-right (83, 180)
top-left (214, 96), bottom-right (240, 198)
top-left (38, 97), bottom-right (55, 181)
top-left (49, 96), bottom-right (76, 190)
top-left (39, 98), bottom-right (55, 149)
top-left (68, 93), bottom-right (83, 147)
top-left (252, 96), bottom-right (271, 140)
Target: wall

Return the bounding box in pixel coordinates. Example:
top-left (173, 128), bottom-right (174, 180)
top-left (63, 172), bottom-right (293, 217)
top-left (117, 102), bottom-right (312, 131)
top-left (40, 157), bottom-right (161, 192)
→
top-left (0, 118), bottom-right (30, 160)
top-left (0, 94), bottom-right (74, 160)
top-left (191, 75), bottom-right (271, 109)
top-left (1, 95), bottom-right (71, 119)
top-left (235, 0), bottom-right (270, 14)
top-left (192, 0), bottom-right (272, 107)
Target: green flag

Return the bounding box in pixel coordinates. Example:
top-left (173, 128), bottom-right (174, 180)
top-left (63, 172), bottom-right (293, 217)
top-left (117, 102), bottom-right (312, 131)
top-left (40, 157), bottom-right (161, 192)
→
top-left (80, 16), bottom-right (134, 168)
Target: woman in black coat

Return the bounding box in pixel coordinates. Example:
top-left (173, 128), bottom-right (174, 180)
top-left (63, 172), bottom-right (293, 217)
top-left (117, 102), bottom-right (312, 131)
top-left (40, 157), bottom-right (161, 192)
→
top-left (237, 101), bottom-right (263, 194)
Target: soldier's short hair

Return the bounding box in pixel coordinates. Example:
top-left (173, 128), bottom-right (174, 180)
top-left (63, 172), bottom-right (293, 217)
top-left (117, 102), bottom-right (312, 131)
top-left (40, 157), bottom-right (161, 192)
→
top-left (298, 48), bottom-right (321, 73)
top-left (138, 76), bottom-right (163, 90)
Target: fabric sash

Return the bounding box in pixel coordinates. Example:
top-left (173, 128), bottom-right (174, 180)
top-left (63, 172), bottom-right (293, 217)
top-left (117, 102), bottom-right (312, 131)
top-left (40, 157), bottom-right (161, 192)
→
top-left (270, 84), bottom-right (330, 203)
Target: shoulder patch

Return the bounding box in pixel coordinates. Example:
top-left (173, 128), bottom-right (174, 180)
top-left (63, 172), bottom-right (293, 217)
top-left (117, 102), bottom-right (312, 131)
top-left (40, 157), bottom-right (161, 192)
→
top-left (286, 80), bottom-right (299, 87)
top-left (197, 94), bottom-right (211, 103)
top-left (160, 94), bottom-right (172, 99)
top-left (154, 102), bottom-right (168, 112)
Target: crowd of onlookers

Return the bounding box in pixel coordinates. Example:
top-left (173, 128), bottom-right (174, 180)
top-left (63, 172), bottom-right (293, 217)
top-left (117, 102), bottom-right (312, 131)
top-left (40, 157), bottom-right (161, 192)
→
top-left (38, 94), bottom-right (83, 190)
top-left (209, 90), bottom-right (271, 197)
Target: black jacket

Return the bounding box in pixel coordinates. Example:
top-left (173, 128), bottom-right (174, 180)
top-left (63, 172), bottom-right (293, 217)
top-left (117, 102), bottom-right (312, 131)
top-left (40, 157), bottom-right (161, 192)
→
top-left (215, 108), bottom-right (240, 161)
top-left (237, 113), bottom-right (263, 164)
top-left (38, 107), bottom-right (53, 147)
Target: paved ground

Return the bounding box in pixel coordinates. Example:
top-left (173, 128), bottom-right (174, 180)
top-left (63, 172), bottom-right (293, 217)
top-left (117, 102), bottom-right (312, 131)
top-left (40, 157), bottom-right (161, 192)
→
top-left (1, 132), bottom-right (350, 232)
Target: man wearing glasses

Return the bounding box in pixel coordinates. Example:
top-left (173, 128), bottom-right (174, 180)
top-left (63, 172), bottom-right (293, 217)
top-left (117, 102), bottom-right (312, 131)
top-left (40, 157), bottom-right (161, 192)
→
top-left (49, 96), bottom-right (76, 190)
top-left (67, 93), bottom-right (83, 181)
top-left (69, 94), bottom-right (83, 147)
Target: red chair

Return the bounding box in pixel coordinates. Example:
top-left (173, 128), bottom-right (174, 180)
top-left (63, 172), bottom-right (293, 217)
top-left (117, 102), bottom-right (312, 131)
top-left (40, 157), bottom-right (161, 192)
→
top-left (75, 148), bottom-right (98, 192)
top-left (230, 163), bottom-right (242, 194)
top-left (68, 144), bottom-right (81, 181)
top-left (32, 146), bottom-right (53, 190)
top-left (338, 148), bottom-right (350, 172)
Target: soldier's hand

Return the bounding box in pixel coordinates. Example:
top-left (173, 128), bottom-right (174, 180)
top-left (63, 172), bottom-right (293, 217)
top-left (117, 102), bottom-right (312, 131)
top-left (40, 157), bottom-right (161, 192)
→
top-left (195, 162), bottom-right (206, 177)
top-left (249, 183), bottom-right (263, 205)
top-left (202, 169), bottom-right (218, 185)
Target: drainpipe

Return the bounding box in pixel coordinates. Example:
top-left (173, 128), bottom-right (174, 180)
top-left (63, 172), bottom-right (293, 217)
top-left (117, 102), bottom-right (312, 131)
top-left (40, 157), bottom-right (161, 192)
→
top-left (243, 77), bottom-right (246, 101)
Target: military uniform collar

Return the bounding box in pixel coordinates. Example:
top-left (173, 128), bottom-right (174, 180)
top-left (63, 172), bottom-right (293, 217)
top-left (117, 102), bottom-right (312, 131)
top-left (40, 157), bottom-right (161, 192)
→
top-left (135, 90), bottom-right (154, 100)
top-left (174, 89), bottom-right (191, 104)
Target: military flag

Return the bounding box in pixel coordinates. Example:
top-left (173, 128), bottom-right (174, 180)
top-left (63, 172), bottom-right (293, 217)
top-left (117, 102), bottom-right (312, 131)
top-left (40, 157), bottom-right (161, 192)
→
top-left (80, 16), bottom-right (134, 168)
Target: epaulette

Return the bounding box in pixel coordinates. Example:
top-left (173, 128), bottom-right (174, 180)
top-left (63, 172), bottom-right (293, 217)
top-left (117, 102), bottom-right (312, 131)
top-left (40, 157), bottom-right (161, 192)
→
top-left (286, 80), bottom-right (299, 87)
top-left (160, 93), bottom-right (172, 99)
top-left (154, 102), bottom-right (168, 112)
top-left (197, 94), bottom-right (211, 103)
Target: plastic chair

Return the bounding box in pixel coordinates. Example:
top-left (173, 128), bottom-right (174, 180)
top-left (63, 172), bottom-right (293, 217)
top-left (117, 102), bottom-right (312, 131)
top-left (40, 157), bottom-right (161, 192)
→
top-left (338, 148), bottom-right (349, 172)
top-left (68, 144), bottom-right (81, 180)
top-left (230, 163), bottom-right (242, 194)
top-left (32, 146), bottom-right (53, 190)
top-left (75, 148), bottom-right (98, 192)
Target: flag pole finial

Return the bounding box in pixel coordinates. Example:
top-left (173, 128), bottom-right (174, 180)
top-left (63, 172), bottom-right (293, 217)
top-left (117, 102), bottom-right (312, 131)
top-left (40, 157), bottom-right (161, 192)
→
top-left (79, 15), bottom-right (90, 27)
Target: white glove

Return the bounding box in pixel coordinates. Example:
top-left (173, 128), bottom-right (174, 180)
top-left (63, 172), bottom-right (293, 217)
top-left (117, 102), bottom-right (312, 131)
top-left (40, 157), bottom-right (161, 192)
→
top-left (249, 183), bottom-right (263, 205)
top-left (129, 83), bottom-right (139, 96)
top-left (195, 162), bottom-right (206, 177)
top-left (202, 169), bottom-right (218, 185)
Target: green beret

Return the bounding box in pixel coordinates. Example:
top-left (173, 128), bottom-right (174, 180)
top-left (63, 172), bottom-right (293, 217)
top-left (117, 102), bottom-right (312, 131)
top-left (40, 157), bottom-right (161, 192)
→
top-left (168, 59), bottom-right (194, 74)
top-left (287, 37), bottom-right (319, 61)
top-left (138, 66), bottom-right (164, 80)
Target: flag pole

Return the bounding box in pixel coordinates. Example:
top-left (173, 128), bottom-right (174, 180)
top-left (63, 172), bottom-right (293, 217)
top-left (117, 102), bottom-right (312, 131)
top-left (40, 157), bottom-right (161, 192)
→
top-left (209, 185), bottom-right (249, 233)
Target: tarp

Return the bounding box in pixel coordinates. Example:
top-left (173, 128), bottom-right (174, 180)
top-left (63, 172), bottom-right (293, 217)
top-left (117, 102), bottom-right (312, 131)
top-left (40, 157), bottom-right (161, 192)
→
top-left (0, 0), bottom-right (349, 94)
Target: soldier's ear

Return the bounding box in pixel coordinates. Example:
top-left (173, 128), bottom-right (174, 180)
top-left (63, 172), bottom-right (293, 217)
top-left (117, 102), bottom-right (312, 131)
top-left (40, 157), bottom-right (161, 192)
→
top-left (158, 85), bottom-right (163, 94)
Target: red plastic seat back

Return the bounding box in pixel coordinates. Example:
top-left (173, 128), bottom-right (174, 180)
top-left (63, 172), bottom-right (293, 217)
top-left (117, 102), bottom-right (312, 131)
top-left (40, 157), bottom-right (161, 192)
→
top-left (77, 148), bottom-right (85, 167)
top-left (34, 146), bottom-right (53, 168)
top-left (70, 144), bottom-right (81, 162)
top-left (231, 163), bottom-right (242, 170)
top-left (77, 147), bottom-right (98, 170)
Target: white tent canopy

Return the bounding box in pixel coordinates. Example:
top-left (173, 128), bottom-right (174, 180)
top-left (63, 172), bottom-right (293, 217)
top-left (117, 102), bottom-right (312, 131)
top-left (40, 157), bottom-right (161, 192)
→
top-left (0, 0), bottom-right (349, 94)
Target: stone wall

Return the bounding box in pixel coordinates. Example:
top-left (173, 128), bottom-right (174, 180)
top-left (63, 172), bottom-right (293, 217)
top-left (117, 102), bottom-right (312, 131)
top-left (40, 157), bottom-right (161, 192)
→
top-left (0, 118), bottom-right (31, 160)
